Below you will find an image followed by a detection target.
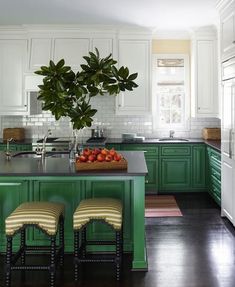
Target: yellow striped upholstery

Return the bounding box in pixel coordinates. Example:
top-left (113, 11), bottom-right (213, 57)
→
top-left (73, 198), bottom-right (122, 231)
top-left (5, 202), bottom-right (65, 236)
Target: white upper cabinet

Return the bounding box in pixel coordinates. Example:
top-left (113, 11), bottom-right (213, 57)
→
top-left (191, 27), bottom-right (218, 117)
top-left (0, 39), bottom-right (28, 115)
top-left (116, 38), bottom-right (151, 115)
top-left (218, 0), bottom-right (235, 61)
top-left (91, 38), bottom-right (113, 58)
top-left (29, 38), bottom-right (52, 71)
top-left (54, 38), bottom-right (90, 71)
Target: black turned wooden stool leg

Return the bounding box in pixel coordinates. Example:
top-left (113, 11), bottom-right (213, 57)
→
top-left (74, 230), bottom-right (79, 281)
top-left (116, 230), bottom-right (121, 281)
top-left (50, 236), bottom-right (56, 287)
top-left (20, 229), bottom-right (26, 281)
top-left (81, 227), bottom-right (86, 259)
top-left (5, 236), bottom-right (12, 287)
top-left (59, 217), bottom-right (64, 267)
top-left (20, 229), bottom-right (26, 265)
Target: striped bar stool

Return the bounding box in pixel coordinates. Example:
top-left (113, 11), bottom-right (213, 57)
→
top-left (5, 202), bottom-right (65, 287)
top-left (73, 198), bottom-right (123, 281)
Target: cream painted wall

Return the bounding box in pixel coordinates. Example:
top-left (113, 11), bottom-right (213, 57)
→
top-left (152, 40), bottom-right (191, 55)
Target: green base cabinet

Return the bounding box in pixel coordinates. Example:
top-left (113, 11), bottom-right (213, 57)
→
top-left (160, 157), bottom-right (191, 190)
top-left (0, 175), bottom-right (147, 270)
top-left (159, 144), bottom-right (192, 191)
top-left (192, 144), bottom-right (206, 188)
top-left (120, 144), bottom-right (159, 193)
top-left (111, 142), bottom-right (208, 193)
top-left (0, 143), bottom-right (32, 152)
top-left (207, 147), bottom-right (221, 205)
top-left (105, 143), bottom-right (121, 151)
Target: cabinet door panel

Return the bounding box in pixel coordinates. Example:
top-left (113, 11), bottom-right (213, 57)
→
top-left (0, 180), bottom-right (29, 251)
top-left (85, 180), bottom-right (132, 251)
top-left (0, 39), bottom-right (28, 115)
top-left (121, 144), bottom-right (158, 157)
top-left (92, 38), bottom-right (113, 58)
top-left (221, 5), bottom-right (235, 61)
top-left (32, 180), bottom-right (81, 251)
top-left (160, 158), bottom-right (191, 190)
top-left (197, 40), bottom-right (216, 115)
top-left (161, 145), bottom-right (191, 156)
top-left (116, 39), bottom-right (150, 115)
top-left (54, 38), bottom-right (90, 71)
top-left (145, 158), bottom-right (158, 192)
top-left (192, 145), bottom-right (206, 188)
top-left (221, 157), bottom-right (234, 222)
top-left (29, 38), bottom-right (52, 70)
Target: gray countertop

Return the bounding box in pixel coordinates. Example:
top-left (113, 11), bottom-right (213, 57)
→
top-left (107, 138), bottom-right (221, 151)
top-left (0, 151), bottom-right (148, 177)
top-left (106, 138), bottom-right (205, 144)
top-left (0, 137), bottom-right (221, 151)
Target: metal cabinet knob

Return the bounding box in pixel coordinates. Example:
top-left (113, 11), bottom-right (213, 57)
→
top-left (145, 179), bottom-right (149, 183)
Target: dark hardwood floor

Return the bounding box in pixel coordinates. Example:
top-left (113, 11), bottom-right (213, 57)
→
top-left (1, 192), bottom-right (235, 287)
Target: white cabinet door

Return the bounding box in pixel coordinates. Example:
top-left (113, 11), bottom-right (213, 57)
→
top-left (54, 38), bottom-right (90, 71)
top-left (221, 155), bottom-right (234, 222)
top-left (220, 0), bottom-right (235, 61)
top-left (191, 27), bottom-right (218, 118)
top-left (0, 39), bottom-right (28, 115)
top-left (221, 81), bottom-right (235, 156)
top-left (116, 39), bottom-right (151, 115)
top-left (197, 40), bottom-right (217, 116)
top-left (91, 38), bottom-right (113, 58)
top-left (28, 38), bottom-right (52, 71)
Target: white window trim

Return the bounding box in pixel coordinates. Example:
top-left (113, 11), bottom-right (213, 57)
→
top-left (152, 53), bottom-right (190, 132)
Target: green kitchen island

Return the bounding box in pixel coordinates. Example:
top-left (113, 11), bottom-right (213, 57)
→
top-left (0, 151), bottom-right (148, 270)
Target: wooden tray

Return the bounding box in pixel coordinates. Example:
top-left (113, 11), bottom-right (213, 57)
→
top-left (202, 128), bottom-right (221, 140)
top-left (3, 128), bottom-right (25, 142)
top-left (75, 158), bottom-right (128, 171)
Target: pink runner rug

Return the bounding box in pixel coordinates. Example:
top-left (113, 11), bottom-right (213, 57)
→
top-left (145, 195), bottom-right (183, 217)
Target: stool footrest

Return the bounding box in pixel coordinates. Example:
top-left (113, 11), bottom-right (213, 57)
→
top-left (85, 240), bottom-right (117, 246)
top-left (11, 266), bottom-right (50, 271)
top-left (76, 258), bottom-right (115, 263)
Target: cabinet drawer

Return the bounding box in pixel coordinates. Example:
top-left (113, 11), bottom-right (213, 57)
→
top-left (211, 183), bottom-right (221, 197)
top-left (106, 144), bottom-right (121, 151)
top-left (121, 144), bottom-right (158, 157)
top-left (161, 145), bottom-right (191, 156)
top-left (211, 174), bottom-right (221, 190)
top-left (211, 167), bottom-right (221, 182)
top-left (209, 148), bottom-right (221, 163)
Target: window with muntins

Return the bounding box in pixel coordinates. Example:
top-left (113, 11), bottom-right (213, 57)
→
top-left (153, 54), bottom-right (189, 131)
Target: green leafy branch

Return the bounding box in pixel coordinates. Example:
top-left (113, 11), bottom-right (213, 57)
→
top-left (35, 48), bottom-right (138, 130)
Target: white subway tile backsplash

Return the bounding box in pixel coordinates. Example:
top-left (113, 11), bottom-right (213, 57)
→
top-left (0, 95), bottom-right (221, 139)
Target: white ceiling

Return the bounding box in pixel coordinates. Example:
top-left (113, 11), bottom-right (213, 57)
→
top-left (0, 0), bottom-right (218, 32)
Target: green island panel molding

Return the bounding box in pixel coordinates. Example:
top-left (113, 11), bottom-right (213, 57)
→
top-left (0, 175), bottom-right (147, 271)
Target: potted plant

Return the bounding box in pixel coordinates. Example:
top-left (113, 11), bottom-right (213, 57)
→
top-left (35, 48), bottom-right (138, 130)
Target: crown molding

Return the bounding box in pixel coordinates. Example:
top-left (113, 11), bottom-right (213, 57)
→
top-left (216, 0), bottom-right (234, 12)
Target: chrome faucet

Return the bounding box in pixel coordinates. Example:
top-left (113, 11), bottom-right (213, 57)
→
top-left (5, 138), bottom-right (13, 160)
top-left (41, 129), bottom-right (52, 158)
top-left (169, 130), bottom-right (175, 138)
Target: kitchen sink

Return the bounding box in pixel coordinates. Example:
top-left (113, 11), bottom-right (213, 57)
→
top-left (13, 151), bottom-right (69, 158)
top-left (158, 138), bottom-right (189, 142)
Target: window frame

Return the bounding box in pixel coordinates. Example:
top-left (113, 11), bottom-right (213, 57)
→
top-left (152, 53), bottom-right (190, 132)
